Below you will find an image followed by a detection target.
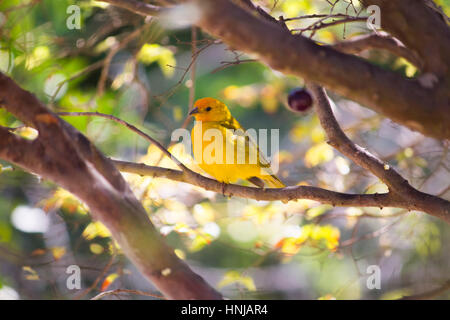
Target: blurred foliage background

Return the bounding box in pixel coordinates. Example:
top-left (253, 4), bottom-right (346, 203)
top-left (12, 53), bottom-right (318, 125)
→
top-left (0, 0), bottom-right (449, 300)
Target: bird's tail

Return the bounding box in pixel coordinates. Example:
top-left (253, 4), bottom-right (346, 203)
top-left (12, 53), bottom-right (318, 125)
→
top-left (263, 174), bottom-right (285, 188)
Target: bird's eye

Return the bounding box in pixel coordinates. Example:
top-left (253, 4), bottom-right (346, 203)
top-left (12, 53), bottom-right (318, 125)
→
top-left (206, 106), bottom-right (212, 111)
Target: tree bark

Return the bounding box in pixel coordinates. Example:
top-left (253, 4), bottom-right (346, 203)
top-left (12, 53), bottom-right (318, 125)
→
top-left (0, 73), bottom-right (222, 300)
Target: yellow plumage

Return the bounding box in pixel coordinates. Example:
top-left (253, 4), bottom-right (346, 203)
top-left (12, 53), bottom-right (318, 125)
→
top-left (189, 97), bottom-right (285, 189)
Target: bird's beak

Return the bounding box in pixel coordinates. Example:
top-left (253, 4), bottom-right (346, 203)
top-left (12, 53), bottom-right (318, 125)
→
top-left (189, 107), bottom-right (199, 116)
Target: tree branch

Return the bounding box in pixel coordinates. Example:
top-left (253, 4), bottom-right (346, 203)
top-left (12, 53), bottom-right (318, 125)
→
top-left (111, 159), bottom-right (419, 211)
top-left (99, 0), bottom-right (450, 139)
top-left (0, 73), bottom-right (222, 300)
top-left (57, 111), bottom-right (187, 170)
top-left (306, 83), bottom-right (450, 224)
top-left (361, 0), bottom-right (450, 76)
top-left (331, 33), bottom-right (423, 69)
top-left (101, 0), bottom-right (166, 16)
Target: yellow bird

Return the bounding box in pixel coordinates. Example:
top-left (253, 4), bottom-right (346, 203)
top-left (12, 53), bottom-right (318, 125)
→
top-left (189, 97), bottom-right (285, 189)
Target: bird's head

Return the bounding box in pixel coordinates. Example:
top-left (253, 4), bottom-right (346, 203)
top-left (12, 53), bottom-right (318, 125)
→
top-left (189, 97), bottom-right (231, 122)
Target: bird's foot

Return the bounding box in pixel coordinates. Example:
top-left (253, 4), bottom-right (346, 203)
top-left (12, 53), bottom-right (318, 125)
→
top-left (221, 182), bottom-right (226, 197)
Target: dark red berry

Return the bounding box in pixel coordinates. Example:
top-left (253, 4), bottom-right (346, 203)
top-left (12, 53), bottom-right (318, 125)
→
top-left (288, 88), bottom-right (313, 112)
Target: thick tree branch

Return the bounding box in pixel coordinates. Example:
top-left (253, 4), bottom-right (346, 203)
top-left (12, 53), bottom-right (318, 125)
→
top-left (0, 73), bottom-right (222, 300)
top-left (240, 2), bottom-right (422, 67)
top-left (361, 0), bottom-right (450, 76)
top-left (331, 33), bottom-right (423, 69)
top-left (99, 0), bottom-right (450, 139)
top-left (307, 83), bottom-right (450, 224)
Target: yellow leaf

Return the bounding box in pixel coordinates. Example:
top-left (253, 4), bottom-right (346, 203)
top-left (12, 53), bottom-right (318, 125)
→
top-left (218, 271), bottom-right (256, 291)
top-left (395, 57), bottom-right (417, 77)
top-left (189, 233), bottom-right (212, 252)
top-left (365, 182), bottom-right (389, 194)
top-left (89, 243), bottom-right (104, 255)
top-left (304, 142), bottom-right (334, 167)
top-left (281, 0), bottom-right (312, 16)
top-left (111, 59), bottom-right (134, 90)
top-left (23, 266), bottom-right (39, 281)
top-left (261, 85), bottom-right (279, 114)
top-left (310, 126), bottom-right (326, 143)
top-left (318, 294), bottom-right (336, 300)
top-left (174, 248), bottom-right (186, 260)
top-left (335, 156), bottom-right (350, 175)
top-left (15, 127), bottom-right (38, 140)
top-left (51, 246), bottom-right (66, 261)
top-left (173, 106), bottom-right (183, 122)
top-left (276, 237), bottom-right (302, 256)
top-left (101, 273), bottom-right (119, 291)
top-left (278, 224), bottom-right (340, 252)
top-left (39, 188), bottom-right (88, 214)
top-left (222, 85), bottom-right (258, 107)
top-left (306, 204), bottom-right (332, 219)
top-left (31, 249), bottom-right (46, 256)
top-left (25, 46), bottom-right (50, 70)
top-left (137, 44), bottom-right (176, 77)
top-left (0, 49), bottom-right (14, 73)
top-left (94, 36), bottom-right (118, 54)
top-left (381, 289), bottom-right (412, 300)
top-left (316, 30), bottom-right (336, 43)
top-left (308, 224), bottom-right (340, 251)
top-left (82, 221), bottom-right (111, 240)
top-left (242, 203), bottom-right (280, 225)
top-left (193, 203), bottom-right (216, 225)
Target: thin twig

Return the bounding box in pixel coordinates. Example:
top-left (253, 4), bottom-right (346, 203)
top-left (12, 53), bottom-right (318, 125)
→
top-left (57, 111), bottom-right (187, 170)
top-left (97, 23), bottom-right (150, 96)
top-left (91, 288), bottom-right (165, 300)
top-left (188, 26), bottom-right (198, 113)
top-left (75, 254), bottom-right (116, 300)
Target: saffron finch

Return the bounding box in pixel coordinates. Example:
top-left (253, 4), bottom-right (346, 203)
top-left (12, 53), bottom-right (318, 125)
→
top-left (189, 97), bottom-right (285, 189)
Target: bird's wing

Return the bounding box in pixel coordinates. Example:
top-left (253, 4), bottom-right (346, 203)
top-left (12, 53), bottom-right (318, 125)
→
top-left (244, 133), bottom-right (272, 169)
top-left (219, 119), bottom-right (272, 169)
top-left (219, 117), bottom-right (243, 130)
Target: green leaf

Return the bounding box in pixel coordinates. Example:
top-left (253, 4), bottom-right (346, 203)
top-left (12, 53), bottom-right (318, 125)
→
top-left (137, 44), bottom-right (176, 77)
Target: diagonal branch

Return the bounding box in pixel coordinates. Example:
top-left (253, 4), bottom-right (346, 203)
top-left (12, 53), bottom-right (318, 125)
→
top-left (57, 111), bottom-right (187, 170)
top-left (0, 72), bottom-right (222, 300)
top-left (306, 83), bottom-right (450, 224)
